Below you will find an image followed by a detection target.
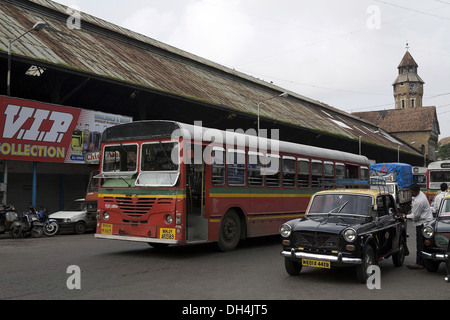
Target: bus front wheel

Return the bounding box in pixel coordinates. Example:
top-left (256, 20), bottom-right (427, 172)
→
top-left (217, 210), bottom-right (241, 252)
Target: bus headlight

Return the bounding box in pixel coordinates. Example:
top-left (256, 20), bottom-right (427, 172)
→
top-left (280, 224), bottom-right (292, 238)
top-left (422, 226), bottom-right (435, 239)
top-left (166, 214), bottom-right (173, 224)
top-left (343, 228), bottom-right (357, 242)
top-left (103, 211), bottom-right (110, 220)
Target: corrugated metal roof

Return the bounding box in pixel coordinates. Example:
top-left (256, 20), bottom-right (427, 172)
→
top-left (0, 0), bottom-right (421, 156)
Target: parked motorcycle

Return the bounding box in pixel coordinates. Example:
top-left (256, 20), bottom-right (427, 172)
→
top-left (37, 206), bottom-right (59, 237)
top-left (10, 205), bottom-right (44, 238)
top-left (0, 204), bottom-right (20, 238)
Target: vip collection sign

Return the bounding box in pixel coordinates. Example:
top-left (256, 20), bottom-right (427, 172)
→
top-left (0, 96), bottom-right (132, 164)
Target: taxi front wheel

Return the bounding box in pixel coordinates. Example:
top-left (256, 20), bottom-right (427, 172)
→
top-left (285, 257), bottom-right (302, 276)
top-left (356, 246), bottom-right (376, 283)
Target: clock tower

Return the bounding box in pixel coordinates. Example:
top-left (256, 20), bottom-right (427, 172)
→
top-left (393, 49), bottom-right (424, 109)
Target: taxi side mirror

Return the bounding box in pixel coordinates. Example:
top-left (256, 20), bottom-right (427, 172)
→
top-left (368, 204), bottom-right (378, 222)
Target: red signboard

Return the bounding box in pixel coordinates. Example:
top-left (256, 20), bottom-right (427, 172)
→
top-left (0, 96), bottom-right (132, 164)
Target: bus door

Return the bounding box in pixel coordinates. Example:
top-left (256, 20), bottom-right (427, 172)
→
top-left (186, 145), bottom-right (208, 242)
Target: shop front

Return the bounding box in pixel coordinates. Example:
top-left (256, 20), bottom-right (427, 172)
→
top-left (0, 96), bottom-right (132, 213)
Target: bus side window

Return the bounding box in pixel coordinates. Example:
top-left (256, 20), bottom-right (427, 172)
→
top-left (266, 154), bottom-right (281, 188)
top-left (361, 166), bottom-right (369, 180)
top-left (248, 151), bottom-right (264, 187)
top-left (336, 163), bottom-right (345, 180)
top-left (324, 161), bottom-right (334, 189)
top-left (283, 156), bottom-right (296, 188)
top-left (298, 158), bottom-right (310, 188)
top-left (211, 148), bottom-right (225, 186)
top-left (227, 149), bottom-right (246, 186)
top-left (311, 160), bottom-right (323, 189)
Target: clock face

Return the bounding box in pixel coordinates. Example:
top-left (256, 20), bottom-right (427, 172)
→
top-left (409, 83), bottom-right (418, 92)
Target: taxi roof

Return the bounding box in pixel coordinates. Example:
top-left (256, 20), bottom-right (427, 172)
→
top-left (313, 188), bottom-right (389, 198)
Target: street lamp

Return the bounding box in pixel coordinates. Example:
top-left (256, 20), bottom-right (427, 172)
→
top-left (257, 92), bottom-right (288, 136)
top-left (359, 136), bottom-right (362, 155)
top-left (7, 20), bottom-right (47, 96)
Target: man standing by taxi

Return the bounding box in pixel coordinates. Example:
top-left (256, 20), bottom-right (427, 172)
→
top-left (406, 183), bottom-right (433, 269)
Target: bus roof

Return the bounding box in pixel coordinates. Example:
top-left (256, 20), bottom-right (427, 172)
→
top-left (102, 120), bottom-right (370, 165)
top-left (428, 161), bottom-right (450, 170)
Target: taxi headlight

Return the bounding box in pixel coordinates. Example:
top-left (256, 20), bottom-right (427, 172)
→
top-left (280, 224), bottom-right (292, 238)
top-left (343, 228), bottom-right (357, 242)
top-left (422, 226), bottom-right (435, 239)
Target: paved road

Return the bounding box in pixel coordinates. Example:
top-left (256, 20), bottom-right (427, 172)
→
top-left (1, 222), bottom-right (449, 301)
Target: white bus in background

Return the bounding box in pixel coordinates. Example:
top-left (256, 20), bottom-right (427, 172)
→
top-left (427, 161), bottom-right (450, 203)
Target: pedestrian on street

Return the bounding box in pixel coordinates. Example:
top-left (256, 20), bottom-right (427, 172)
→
top-left (406, 183), bottom-right (433, 269)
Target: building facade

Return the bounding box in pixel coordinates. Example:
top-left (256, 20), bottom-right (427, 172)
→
top-left (354, 50), bottom-right (440, 164)
top-left (393, 50), bottom-right (425, 110)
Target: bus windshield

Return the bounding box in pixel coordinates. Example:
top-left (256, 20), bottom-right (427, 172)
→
top-left (136, 142), bottom-right (180, 187)
top-left (100, 144), bottom-right (138, 187)
top-left (430, 171), bottom-right (450, 183)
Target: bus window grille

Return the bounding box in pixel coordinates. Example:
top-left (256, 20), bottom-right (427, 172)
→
top-left (157, 198), bottom-right (173, 205)
top-left (115, 197), bottom-right (156, 217)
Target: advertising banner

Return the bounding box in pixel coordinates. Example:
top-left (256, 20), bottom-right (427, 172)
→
top-left (0, 96), bottom-right (132, 164)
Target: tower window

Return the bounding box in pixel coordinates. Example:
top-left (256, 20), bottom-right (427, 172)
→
top-left (401, 99), bottom-right (405, 109)
top-left (411, 98), bottom-right (415, 108)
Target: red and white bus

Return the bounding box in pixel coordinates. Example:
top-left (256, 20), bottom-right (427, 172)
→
top-left (427, 161), bottom-right (450, 203)
top-left (94, 120), bottom-right (370, 251)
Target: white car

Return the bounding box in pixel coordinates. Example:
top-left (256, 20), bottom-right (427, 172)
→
top-left (50, 199), bottom-right (96, 234)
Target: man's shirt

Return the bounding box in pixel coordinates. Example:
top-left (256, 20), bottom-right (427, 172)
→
top-left (407, 191), bottom-right (433, 226)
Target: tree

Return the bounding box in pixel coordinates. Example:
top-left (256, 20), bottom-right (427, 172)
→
top-left (437, 143), bottom-right (450, 160)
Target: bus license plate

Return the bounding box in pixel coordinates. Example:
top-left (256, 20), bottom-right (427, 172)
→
top-left (160, 228), bottom-right (175, 240)
top-left (101, 223), bottom-right (113, 235)
top-left (302, 259), bottom-right (330, 269)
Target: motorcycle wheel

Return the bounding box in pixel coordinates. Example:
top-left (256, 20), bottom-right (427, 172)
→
top-left (31, 226), bottom-right (44, 238)
top-left (44, 221), bottom-right (59, 237)
top-left (10, 226), bottom-right (23, 238)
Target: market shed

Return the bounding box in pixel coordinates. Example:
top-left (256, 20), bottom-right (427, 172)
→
top-left (0, 0), bottom-right (424, 164)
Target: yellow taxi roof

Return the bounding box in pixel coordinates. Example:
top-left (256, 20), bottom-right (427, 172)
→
top-left (313, 188), bottom-right (388, 198)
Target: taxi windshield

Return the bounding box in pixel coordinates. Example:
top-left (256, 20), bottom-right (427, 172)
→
top-left (308, 194), bottom-right (373, 216)
top-left (439, 198), bottom-right (450, 218)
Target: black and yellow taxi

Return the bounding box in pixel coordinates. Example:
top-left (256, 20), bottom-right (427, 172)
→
top-left (280, 187), bottom-right (408, 282)
top-left (421, 194), bottom-right (450, 281)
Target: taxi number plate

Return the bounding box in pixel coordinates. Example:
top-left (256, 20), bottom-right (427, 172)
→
top-left (101, 223), bottom-right (113, 235)
top-left (302, 259), bottom-right (330, 269)
top-left (160, 228), bottom-right (175, 240)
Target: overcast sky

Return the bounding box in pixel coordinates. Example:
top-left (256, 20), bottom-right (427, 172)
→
top-left (53, 0), bottom-right (450, 139)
